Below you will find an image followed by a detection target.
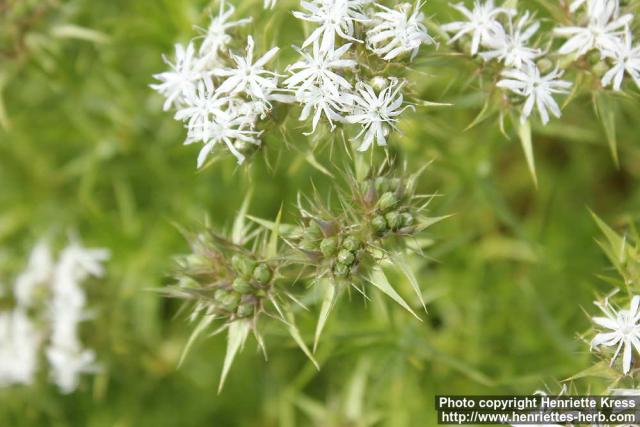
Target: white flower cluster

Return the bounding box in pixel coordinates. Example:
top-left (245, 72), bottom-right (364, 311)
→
top-left (152, 0), bottom-right (436, 164)
top-left (555, 0), bottom-right (639, 91)
top-left (289, 0), bottom-right (435, 150)
top-left (442, 0), bottom-right (572, 125)
top-left (442, 0), bottom-right (640, 125)
top-left (591, 295), bottom-right (640, 375)
top-left (0, 240), bottom-right (109, 393)
top-left (151, 1), bottom-right (283, 167)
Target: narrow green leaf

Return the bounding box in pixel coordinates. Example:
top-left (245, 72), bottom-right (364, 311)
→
top-left (313, 280), bottom-right (337, 353)
top-left (232, 189), bottom-right (253, 244)
top-left (268, 206), bottom-right (282, 258)
top-left (368, 267), bottom-right (421, 321)
top-left (286, 313), bottom-right (319, 370)
top-left (594, 92), bottom-right (619, 167)
top-left (390, 253), bottom-right (427, 313)
top-left (517, 119), bottom-right (537, 188)
top-left (246, 215), bottom-right (299, 237)
top-left (178, 315), bottom-right (214, 368)
top-left (218, 320), bottom-right (251, 393)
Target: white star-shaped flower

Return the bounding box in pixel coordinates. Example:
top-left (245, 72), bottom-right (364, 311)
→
top-left (601, 28), bottom-right (640, 91)
top-left (285, 41), bottom-right (356, 97)
top-left (366, 2), bottom-right (435, 61)
top-left (151, 42), bottom-right (205, 111)
top-left (293, 0), bottom-right (370, 53)
top-left (195, 0), bottom-right (251, 65)
top-left (479, 11), bottom-right (541, 68)
top-left (497, 65), bottom-right (572, 125)
top-left (214, 36), bottom-right (280, 101)
top-left (297, 84), bottom-right (352, 134)
top-left (441, 0), bottom-right (515, 55)
top-left (591, 296), bottom-right (640, 374)
top-left (555, 0), bottom-right (632, 57)
top-left (346, 78), bottom-right (413, 151)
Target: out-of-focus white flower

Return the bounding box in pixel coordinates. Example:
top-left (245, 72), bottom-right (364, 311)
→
top-left (151, 42), bottom-right (205, 111)
top-left (293, 0), bottom-right (370, 53)
top-left (601, 28), bottom-right (640, 91)
top-left (590, 295), bottom-right (640, 375)
top-left (264, 0), bottom-right (277, 9)
top-left (195, 0), bottom-right (251, 64)
top-left (366, 2), bottom-right (435, 61)
top-left (46, 346), bottom-right (99, 394)
top-left (441, 0), bottom-right (515, 55)
top-left (346, 78), bottom-right (413, 151)
top-left (497, 65), bottom-right (572, 125)
top-left (214, 36), bottom-right (280, 101)
top-left (479, 11), bottom-right (541, 68)
top-left (46, 241), bottom-right (109, 393)
top-left (0, 309), bottom-right (42, 387)
top-left (555, 0), bottom-right (632, 57)
top-left (285, 41), bottom-right (356, 97)
top-left (13, 242), bottom-right (53, 308)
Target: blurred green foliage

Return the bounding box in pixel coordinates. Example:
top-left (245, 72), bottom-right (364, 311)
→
top-left (1, 0), bottom-right (640, 426)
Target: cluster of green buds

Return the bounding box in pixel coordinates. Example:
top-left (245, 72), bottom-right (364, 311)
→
top-left (365, 176), bottom-right (417, 237)
top-left (169, 232), bottom-right (277, 324)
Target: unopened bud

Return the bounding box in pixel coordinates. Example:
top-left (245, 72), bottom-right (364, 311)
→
top-left (333, 262), bottom-right (350, 277)
top-left (320, 237), bottom-right (339, 257)
top-left (377, 192), bottom-right (398, 212)
top-left (232, 278), bottom-right (253, 294)
top-left (372, 215), bottom-right (388, 234)
top-left (342, 236), bottom-right (361, 251)
top-left (252, 263), bottom-right (272, 285)
top-left (385, 211), bottom-right (403, 230)
top-left (337, 249), bottom-right (355, 265)
top-left (231, 254), bottom-right (257, 279)
top-left (236, 303), bottom-right (254, 318)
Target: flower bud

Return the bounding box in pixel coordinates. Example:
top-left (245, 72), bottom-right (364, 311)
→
top-left (400, 212), bottom-right (414, 227)
top-left (377, 192), bottom-right (398, 212)
top-left (385, 211), bottom-right (403, 230)
top-left (214, 288), bottom-right (229, 301)
top-left (320, 237), bottom-right (339, 257)
top-left (337, 249), bottom-right (355, 265)
top-left (221, 292), bottom-right (240, 311)
top-left (236, 302), bottom-right (254, 318)
top-left (252, 263), bottom-right (272, 285)
top-left (372, 215), bottom-right (388, 234)
top-left (375, 177), bottom-right (389, 194)
top-left (342, 236), bottom-right (361, 252)
top-left (232, 278), bottom-right (253, 294)
top-left (333, 262), bottom-right (350, 277)
top-left (231, 254), bottom-right (257, 279)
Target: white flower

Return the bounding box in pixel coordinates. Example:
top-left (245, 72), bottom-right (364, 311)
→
top-left (214, 36), bottom-right (280, 101)
top-left (285, 41), bottom-right (356, 97)
top-left (151, 42), bottom-right (205, 111)
top-left (297, 84), bottom-right (352, 134)
top-left (46, 241), bottom-right (109, 393)
top-left (497, 65), bottom-right (572, 125)
top-left (346, 78), bottom-right (413, 151)
top-left (186, 109), bottom-right (261, 166)
top-left (0, 309), bottom-right (42, 387)
top-left (479, 11), bottom-right (541, 68)
top-left (46, 346), bottom-right (98, 394)
top-left (13, 242), bottom-right (53, 308)
top-left (601, 28), bottom-right (640, 91)
top-left (555, 0), bottom-right (632, 57)
top-left (366, 2), bottom-right (435, 61)
top-left (591, 296), bottom-right (640, 374)
top-left (441, 0), bottom-right (515, 55)
top-left (264, 0), bottom-right (277, 8)
top-left (293, 0), bottom-right (370, 53)
top-left (195, 0), bottom-right (251, 64)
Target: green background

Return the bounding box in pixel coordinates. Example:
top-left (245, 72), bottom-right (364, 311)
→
top-left (1, 0), bottom-right (639, 425)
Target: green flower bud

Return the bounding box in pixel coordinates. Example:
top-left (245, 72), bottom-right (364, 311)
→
top-left (236, 303), bottom-right (254, 318)
top-left (306, 221), bottom-right (323, 239)
top-left (232, 278), bottom-right (253, 294)
top-left (377, 192), bottom-right (398, 212)
top-left (385, 211), bottom-right (403, 230)
top-left (214, 288), bottom-right (229, 301)
top-left (337, 249), bottom-right (355, 265)
top-left (372, 215), bottom-right (388, 234)
top-left (231, 254), bottom-right (257, 279)
top-left (221, 292), bottom-right (240, 311)
top-left (375, 177), bottom-right (389, 194)
top-left (342, 236), bottom-right (361, 251)
top-left (299, 237), bottom-right (318, 251)
top-left (252, 263), bottom-right (272, 285)
top-left (320, 237), bottom-right (338, 257)
top-left (400, 212), bottom-right (414, 228)
top-left (333, 262), bottom-right (350, 277)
